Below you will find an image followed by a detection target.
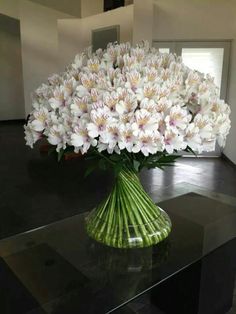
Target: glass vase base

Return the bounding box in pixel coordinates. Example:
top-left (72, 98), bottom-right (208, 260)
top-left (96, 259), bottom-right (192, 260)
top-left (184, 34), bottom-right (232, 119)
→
top-left (86, 207), bottom-right (171, 249)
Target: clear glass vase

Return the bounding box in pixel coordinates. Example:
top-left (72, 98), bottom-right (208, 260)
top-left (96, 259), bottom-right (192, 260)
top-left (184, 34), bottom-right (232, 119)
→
top-left (86, 168), bottom-right (171, 248)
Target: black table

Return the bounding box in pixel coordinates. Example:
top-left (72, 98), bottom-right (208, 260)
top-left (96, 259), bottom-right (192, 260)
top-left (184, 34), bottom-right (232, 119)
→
top-left (0, 190), bottom-right (236, 314)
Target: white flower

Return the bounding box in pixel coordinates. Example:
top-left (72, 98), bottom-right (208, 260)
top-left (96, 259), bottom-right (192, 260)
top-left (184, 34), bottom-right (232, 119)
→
top-left (71, 96), bottom-right (89, 116)
top-left (76, 85), bottom-right (90, 98)
top-left (100, 124), bottom-right (119, 149)
top-left (24, 125), bottom-right (41, 148)
top-left (165, 105), bottom-right (191, 130)
top-left (63, 78), bottom-right (77, 98)
top-left (47, 124), bottom-right (67, 152)
top-left (184, 123), bottom-right (201, 151)
top-left (185, 71), bottom-right (202, 87)
top-left (72, 53), bottom-right (87, 69)
top-left (25, 42), bottom-right (231, 156)
top-left (213, 113), bottom-right (231, 147)
top-left (118, 124), bottom-right (135, 152)
top-left (80, 73), bottom-right (96, 89)
top-left (125, 70), bottom-right (142, 90)
top-left (133, 130), bottom-right (163, 156)
top-left (136, 83), bottom-right (159, 101)
top-left (156, 97), bottom-right (172, 113)
top-left (198, 139), bottom-right (216, 153)
top-left (103, 92), bottom-right (119, 113)
top-left (164, 129), bottom-right (186, 154)
top-left (48, 74), bottom-right (62, 86)
top-left (194, 114), bottom-right (213, 139)
top-left (87, 58), bottom-right (100, 73)
top-left (71, 122), bottom-right (97, 154)
top-left (116, 95), bottom-right (137, 115)
top-left (49, 86), bottom-right (65, 109)
top-left (87, 107), bottom-right (111, 138)
top-left (31, 108), bottom-right (48, 131)
top-left (132, 109), bottom-right (158, 136)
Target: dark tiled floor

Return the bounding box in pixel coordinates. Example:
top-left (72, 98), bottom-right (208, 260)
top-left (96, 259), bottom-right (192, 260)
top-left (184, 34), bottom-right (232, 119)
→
top-left (1, 120), bottom-right (236, 241)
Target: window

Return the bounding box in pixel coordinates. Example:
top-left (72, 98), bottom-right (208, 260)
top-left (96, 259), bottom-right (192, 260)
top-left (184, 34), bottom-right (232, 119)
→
top-left (152, 40), bottom-right (231, 156)
top-left (181, 48), bottom-right (224, 90)
top-left (158, 48), bottom-right (170, 53)
top-left (153, 41), bottom-right (230, 99)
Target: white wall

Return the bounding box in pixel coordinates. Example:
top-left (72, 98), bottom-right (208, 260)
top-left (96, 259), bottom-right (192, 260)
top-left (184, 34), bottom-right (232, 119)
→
top-left (133, 0), bottom-right (153, 45)
top-left (80, 0), bottom-right (103, 18)
top-left (153, 0), bottom-right (236, 164)
top-left (0, 0), bottom-right (19, 19)
top-left (58, 5), bottom-right (134, 70)
top-left (19, 0), bottom-right (73, 115)
top-left (29, 0), bottom-right (81, 17)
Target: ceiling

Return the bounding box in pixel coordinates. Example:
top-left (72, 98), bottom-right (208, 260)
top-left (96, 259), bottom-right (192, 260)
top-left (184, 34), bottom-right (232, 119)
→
top-left (29, 0), bottom-right (81, 17)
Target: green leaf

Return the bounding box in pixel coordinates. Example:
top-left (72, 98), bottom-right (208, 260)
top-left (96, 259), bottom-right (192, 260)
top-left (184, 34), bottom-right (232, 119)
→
top-left (110, 154), bottom-right (122, 162)
top-left (143, 153), bottom-right (181, 170)
top-left (99, 158), bottom-right (109, 170)
top-left (114, 163), bottom-right (123, 176)
top-left (84, 164), bottom-right (97, 178)
top-left (133, 160), bottom-right (140, 172)
top-left (184, 146), bottom-right (198, 157)
top-left (57, 149), bottom-right (64, 162)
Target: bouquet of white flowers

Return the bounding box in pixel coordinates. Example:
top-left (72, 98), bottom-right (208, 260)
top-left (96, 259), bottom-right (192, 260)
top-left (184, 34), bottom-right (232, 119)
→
top-left (25, 41), bottom-right (231, 248)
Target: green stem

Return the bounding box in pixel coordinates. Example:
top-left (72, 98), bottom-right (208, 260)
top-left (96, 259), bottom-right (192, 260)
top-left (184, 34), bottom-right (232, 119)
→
top-left (86, 167), bottom-right (171, 248)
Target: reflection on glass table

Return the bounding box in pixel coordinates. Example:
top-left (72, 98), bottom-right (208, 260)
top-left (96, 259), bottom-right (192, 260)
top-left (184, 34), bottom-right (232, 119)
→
top-left (0, 183), bottom-right (235, 314)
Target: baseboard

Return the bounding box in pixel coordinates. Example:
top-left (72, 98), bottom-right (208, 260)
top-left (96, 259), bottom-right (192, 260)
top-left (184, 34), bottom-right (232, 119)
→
top-left (221, 153), bottom-right (236, 169)
top-left (0, 119), bottom-right (25, 124)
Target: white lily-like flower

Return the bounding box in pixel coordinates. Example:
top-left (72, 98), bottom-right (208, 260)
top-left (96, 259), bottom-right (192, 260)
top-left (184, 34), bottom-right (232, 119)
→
top-left (165, 105), bottom-right (191, 130)
top-left (71, 121), bottom-right (97, 154)
top-left (87, 58), bottom-right (100, 73)
top-left (87, 107), bottom-right (111, 138)
top-left (136, 83), bottom-right (159, 101)
top-left (164, 129), bottom-right (186, 153)
top-left (125, 70), bottom-right (143, 90)
top-left (198, 139), bottom-right (216, 153)
top-left (63, 77), bottom-right (77, 98)
top-left (49, 86), bottom-right (65, 109)
top-left (116, 95), bottom-right (137, 115)
top-left (185, 71), bottom-right (202, 87)
top-left (100, 124), bottom-right (119, 149)
top-left (140, 98), bottom-right (156, 113)
top-left (76, 85), bottom-right (90, 98)
top-left (194, 114), bottom-right (213, 139)
top-left (72, 53), bottom-right (87, 69)
top-left (133, 130), bottom-right (164, 156)
top-left (144, 68), bottom-right (158, 82)
top-left (103, 92), bottom-right (119, 113)
top-left (35, 83), bottom-right (51, 99)
top-left (118, 123), bottom-right (135, 152)
top-left (132, 109), bottom-right (159, 136)
top-left (48, 74), bottom-right (62, 86)
top-left (156, 97), bottom-right (172, 113)
top-left (30, 108), bottom-right (49, 132)
top-left (71, 96), bottom-right (89, 116)
top-left (80, 73), bottom-right (96, 89)
top-left (24, 124), bottom-right (42, 148)
top-left (184, 123), bottom-right (201, 151)
top-left (47, 124), bottom-right (67, 152)
top-left (213, 113), bottom-right (231, 146)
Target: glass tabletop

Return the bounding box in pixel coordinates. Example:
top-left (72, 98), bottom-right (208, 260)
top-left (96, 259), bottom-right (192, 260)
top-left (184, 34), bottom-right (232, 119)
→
top-left (0, 184), bottom-right (236, 314)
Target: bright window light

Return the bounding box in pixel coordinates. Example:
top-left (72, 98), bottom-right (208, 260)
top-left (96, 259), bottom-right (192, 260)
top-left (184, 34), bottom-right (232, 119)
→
top-left (181, 48), bottom-right (224, 89)
top-left (159, 48), bottom-right (170, 53)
